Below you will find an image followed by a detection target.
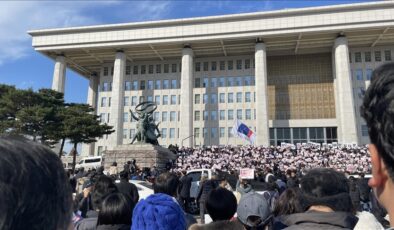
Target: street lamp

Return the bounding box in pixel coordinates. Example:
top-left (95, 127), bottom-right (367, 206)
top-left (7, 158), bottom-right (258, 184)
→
top-left (181, 135), bottom-right (194, 147)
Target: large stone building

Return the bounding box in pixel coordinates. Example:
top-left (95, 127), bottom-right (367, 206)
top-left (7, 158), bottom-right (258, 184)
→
top-left (29, 1), bottom-right (394, 156)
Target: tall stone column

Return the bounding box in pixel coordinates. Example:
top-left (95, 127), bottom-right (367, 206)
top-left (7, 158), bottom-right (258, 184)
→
top-left (52, 55), bottom-right (66, 93)
top-left (255, 42), bottom-right (270, 146)
top-left (109, 51), bottom-right (126, 147)
top-left (82, 73), bottom-right (99, 156)
top-left (333, 36), bottom-right (358, 144)
top-left (179, 46), bottom-right (194, 147)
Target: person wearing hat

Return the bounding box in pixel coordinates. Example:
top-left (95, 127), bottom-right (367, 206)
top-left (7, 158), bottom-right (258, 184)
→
top-left (237, 192), bottom-right (273, 230)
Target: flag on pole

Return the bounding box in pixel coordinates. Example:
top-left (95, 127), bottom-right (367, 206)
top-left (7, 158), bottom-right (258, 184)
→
top-left (231, 119), bottom-right (256, 144)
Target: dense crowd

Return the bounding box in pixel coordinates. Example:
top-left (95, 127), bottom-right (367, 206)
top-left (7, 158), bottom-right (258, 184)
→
top-left (174, 144), bottom-right (372, 175)
top-left (1, 63), bottom-right (394, 230)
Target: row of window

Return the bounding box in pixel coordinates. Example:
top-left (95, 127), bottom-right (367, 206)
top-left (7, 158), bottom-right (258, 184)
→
top-left (124, 79), bottom-right (179, 91)
top-left (124, 128), bottom-right (178, 139)
top-left (123, 111), bottom-right (179, 123)
top-left (194, 109), bottom-right (255, 121)
top-left (195, 59), bottom-right (254, 72)
top-left (195, 92), bottom-right (255, 104)
top-left (269, 127), bottom-right (337, 145)
top-left (195, 76), bottom-right (255, 88)
top-left (104, 63), bottom-right (180, 76)
top-left (194, 127), bottom-right (243, 138)
top-left (353, 68), bottom-right (373, 81)
top-left (350, 50), bottom-right (392, 63)
top-left (100, 95), bottom-right (180, 107)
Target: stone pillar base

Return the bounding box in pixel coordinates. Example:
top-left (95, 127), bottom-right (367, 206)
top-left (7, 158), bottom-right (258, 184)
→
top-left (103, 144), bottom-right (177, 171)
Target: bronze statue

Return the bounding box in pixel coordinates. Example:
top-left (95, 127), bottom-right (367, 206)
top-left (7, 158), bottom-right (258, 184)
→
top-left (130, 101), bottom-right (161, 145)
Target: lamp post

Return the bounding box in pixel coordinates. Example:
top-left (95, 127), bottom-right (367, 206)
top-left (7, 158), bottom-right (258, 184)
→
top-left (181, 135), bottom-right (195, 147)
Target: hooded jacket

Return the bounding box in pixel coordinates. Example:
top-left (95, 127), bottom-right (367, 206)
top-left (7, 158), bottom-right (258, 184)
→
top-left (282, 210), bottom-right (358, 230)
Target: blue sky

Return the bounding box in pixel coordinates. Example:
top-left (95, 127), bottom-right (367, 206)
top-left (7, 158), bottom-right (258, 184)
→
top-left (0, 0), bottom-right (373, 152)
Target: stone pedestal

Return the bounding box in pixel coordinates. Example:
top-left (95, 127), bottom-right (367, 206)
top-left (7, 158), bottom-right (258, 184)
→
top-left (103, 144), bottom-right (177, 171)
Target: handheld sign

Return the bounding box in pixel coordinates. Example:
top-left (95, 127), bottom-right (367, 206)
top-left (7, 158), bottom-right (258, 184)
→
top-left (239, 168), bottom-right (255, 179)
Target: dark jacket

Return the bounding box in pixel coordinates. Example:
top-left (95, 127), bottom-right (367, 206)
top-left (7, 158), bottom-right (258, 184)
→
top-left (179, 175), bottom-right (192, 198)
top-left (357, 178), bottom-right (370, 202)
top-left (282, 210), bottom-right (358, 230)
top-left (96, 224), bottom-right (131, 230)
top-left (197, 180), bottom-right (218, 203)
top-left (116, 180), bottom-right (139, 204)
top-left (74, 210), bottom-right (99, 230)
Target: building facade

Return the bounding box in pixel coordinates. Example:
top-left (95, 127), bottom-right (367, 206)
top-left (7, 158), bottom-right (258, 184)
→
top-left (29, 1), bottom-right (394, 156)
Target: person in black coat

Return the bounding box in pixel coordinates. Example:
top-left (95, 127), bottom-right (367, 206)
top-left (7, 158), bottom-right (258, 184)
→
top-left (196, 175), bottom-right (218, 224)
top-left (178, 170), bottom-right (192, 211)
top-left (115, 171), bottom-right (139, 204)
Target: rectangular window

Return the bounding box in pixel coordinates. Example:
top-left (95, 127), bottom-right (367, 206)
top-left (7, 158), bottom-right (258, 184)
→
top-left (163, 80), bottom-right (169, 89)
top-left (219, 77), bottom-right (225, 87)
top-left (147, 95), bottom-right (153, 102)
top-left (211, 78), bottom-right (217, 88)
top-left (245, 92), bottom-right (251, 102)
top-left (203, 111), bottom-right (209, 120)
top-left (194, 111), bottom-right (200, 121)
top-left (219, 93), bottom-right (225, 103)
top-left (171, 64), bottom-right (177, 73)
top-left (169, 128), bottom-right (175, 139)
top-left (156, 64), bottom-right (161, 73)
top-left (211, 111), bottom-right (217, 120)
top-left (366, 69), bottom-right (373, 80)
top-left (375, 51), bottom-right (382, 62)
top-left (228, 60), bottom-right (233, 70)
top-left (219, 110), bottom-right (225, 120)
top-left (132, 81), bottom-right (138, 90)
top-left (245, 109), bottom-right (251, 120)
top-left (148, 65), bottom-right (154, 74)
top-left (140, 80), bottom-right (145, 90)
top-left (228, 127), bottom-right (233, 137)
top-left (385, 50), bottom-right (392, 61)
top-left (123, 112), bottom-right (128, 122)
top-left (211, 128), bottom-right (217, 138)
top-left (356, 69), bottom-right (363, 81)
top-left (211, 61), bottom-right (217, 71)
top-left (355, 52), bottom-right (362, 62)
top-left (365, 51), bottom-right (371, 62)
top-left (154, 112), bottom-right (159, 121)
top-left (236, 60), bottom-right (242, 70)
top-left (132, 65), bottom-right (138, 75)
top-left (220, 127), bottom-right (225, 138)
top-left (103, 67), bottom-right (109, 76)
top-left (227, 77), bottom-right (234, 86)
top-left (171, 95), bottom-right (177, 105)
top-left (228, 93), bottom-right (234, 103)
top-left (361, 125), bottom-right (368, 136)
top-left (164, 64), bottom-right (169, 73)
top-left (141, 65), bottom-right (146, 74)
top-left (195, 62), bottom-right (201, 72)
top-left (155, 80), bottom-right (161, 89)
top-left (126, 65), bottom-right (131, 75)
top-left (125, 81), bottom-right (132, 91)
top-left (210, 94), bottom-right (217, 104)
top-left (195, 94), bottom-right (201, 104)
top-left (163, 95), bottom-right (169, 105)
top-left (147, 80), bottom-right (154, 90)
top-left (220, 61), bottom-right (225, 70)
top-left (161, 128), bottom-right (167, 138)
top-left (154, 95), bottom-right (160, 105)
top-left (203, 78), bottom-right (209, 88)
top-left (171, 79), bottom-right (177, 89)
top-left (203, 94), bottom-right (208, 104)
top-left (244, 77), bottom-right (252, 86)
top-left (203, 62), bottom-right (209, 71)
top-left (139, 96), bottom-right (145, 103)
top-left (130, 129), bottom-right (136, 139)
top-left (100, 113), bottom-right (106, 123)
top-left (237, 109), bottom-right (242, 119)
top-left (101, 97), bottom-right (106, 107)
top-left (228, 110), bottom-right (234, 120)
top-left (236, 77), bottom-right (242, 86)
top-left (194, 128), bottom-right (200, 138)
top-left (124, 96), bottom-right (129, 106)
top-left (131, 96), bottom-right (137, 106)
top-left (123, 129), bottom-right (128, 139)
top-left (236, 92), bottom-right (242, 103)
top-left (170, 111), bottom-right (176, 122)
top-left (194, 78), bottom-right (201, 88)
top-left (245, 59), bottom-right (250, 69)
top-left (309, 127), bottom-right (324, 143)
top-left (162, 112), bottom-right (168, 122)
top-left (203, 128), bottom-right (207, 138)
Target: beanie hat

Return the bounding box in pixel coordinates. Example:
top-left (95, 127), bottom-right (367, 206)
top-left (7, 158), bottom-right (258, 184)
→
top-left (132, 193), bottom-right (186, 230)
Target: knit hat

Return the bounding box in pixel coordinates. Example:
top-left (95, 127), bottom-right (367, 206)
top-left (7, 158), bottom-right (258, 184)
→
top-left (237, 192), bottom-right (272, 228)
top-left (132, 193), bottom-right (186, 230)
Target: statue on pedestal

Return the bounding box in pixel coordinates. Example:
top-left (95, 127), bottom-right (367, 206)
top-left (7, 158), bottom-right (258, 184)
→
top-left (130, 102), bottom-right (161, 145)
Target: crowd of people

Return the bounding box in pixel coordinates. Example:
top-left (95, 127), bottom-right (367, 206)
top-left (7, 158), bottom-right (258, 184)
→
top-left (174, 144), bottom-right (372, 175)
top-left (0, 62), bottom-right (394, 230)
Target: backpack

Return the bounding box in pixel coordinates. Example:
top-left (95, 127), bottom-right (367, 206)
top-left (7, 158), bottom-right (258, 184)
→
top-left (262, 190), bottom-right (279, 212)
